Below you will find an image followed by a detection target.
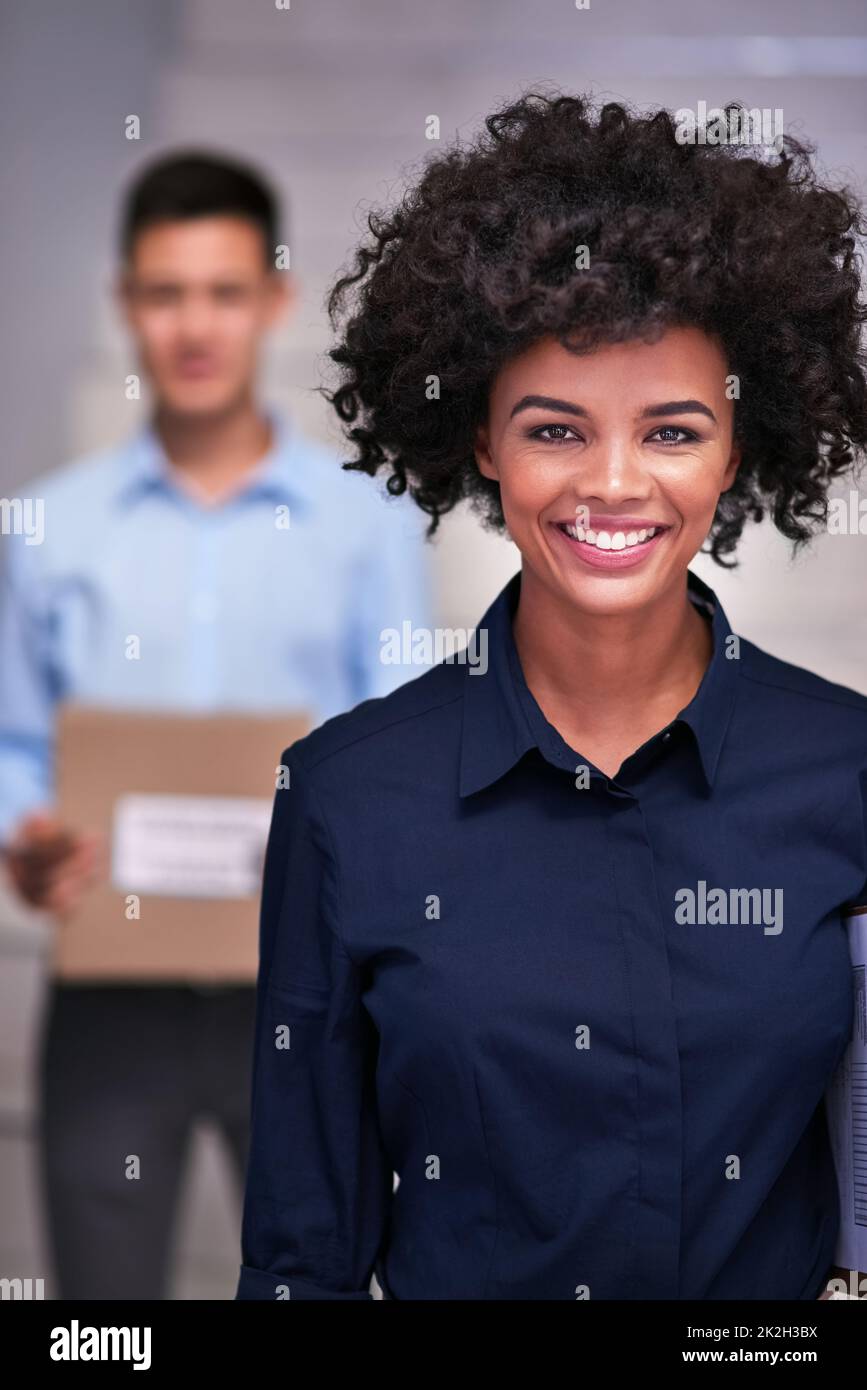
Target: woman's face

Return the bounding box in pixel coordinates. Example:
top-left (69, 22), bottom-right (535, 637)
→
top-left (474, 326), bottom-right (741, 616)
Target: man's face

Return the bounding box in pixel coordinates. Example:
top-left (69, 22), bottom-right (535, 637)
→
top-left (118, 215), bottom-right (292, 417)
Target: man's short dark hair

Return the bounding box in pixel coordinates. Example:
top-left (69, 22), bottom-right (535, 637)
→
top-left (119, 150), bottom-right (282, 267)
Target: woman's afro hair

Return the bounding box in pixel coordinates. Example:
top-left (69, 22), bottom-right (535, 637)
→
top-left (323, 88), bottom-right (867, 563)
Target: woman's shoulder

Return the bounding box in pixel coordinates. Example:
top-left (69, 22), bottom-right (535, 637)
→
top-left (281, 658), bottom-right (468, 783)
top-left (737, 633), bottom-right (867, 750)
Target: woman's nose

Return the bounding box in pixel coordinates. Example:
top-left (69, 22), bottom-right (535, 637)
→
top-left (569, 439), bottom-right (649, 501)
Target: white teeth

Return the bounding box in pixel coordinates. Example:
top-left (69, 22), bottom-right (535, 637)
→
top-left (563, 523), bottom-right (659, 549)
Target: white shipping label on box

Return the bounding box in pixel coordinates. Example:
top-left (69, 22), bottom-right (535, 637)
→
top-left (112, 793), bottom-right (274, 898)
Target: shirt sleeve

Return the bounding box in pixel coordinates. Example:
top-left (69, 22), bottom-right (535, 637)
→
top-left (845, 767), bottom-right (867, 911)
top-left (346, 487), bottom-right (434, 704)
top-left (0, 533), bottom-right (56, 845)
top-left (236, 743), bottom-right (393, 1300)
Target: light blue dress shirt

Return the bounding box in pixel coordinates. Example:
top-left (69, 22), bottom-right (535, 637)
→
top-left (0, 408), bottom-right (433, 844)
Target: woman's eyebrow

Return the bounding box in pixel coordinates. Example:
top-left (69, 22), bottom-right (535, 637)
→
top-left (509, 394), bottom-right (718, 424)
top-left (510, 394), bottom-right (588, 419)
top-left (641, 398), bottom-right (717, 424)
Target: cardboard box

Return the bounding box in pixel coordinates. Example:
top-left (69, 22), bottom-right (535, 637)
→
top-left (54, 702), bottom-right (311, 983)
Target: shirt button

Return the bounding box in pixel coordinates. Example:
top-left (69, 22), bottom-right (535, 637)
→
top-left (661, 730), bottom-right (672, 743)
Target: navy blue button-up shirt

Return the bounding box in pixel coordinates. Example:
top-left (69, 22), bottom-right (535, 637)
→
top-left (236, 567), bottom-right (867, 1300)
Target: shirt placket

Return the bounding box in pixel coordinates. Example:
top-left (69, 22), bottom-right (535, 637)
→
top-left (185, 502), bottom-right (221, 704)
top-left (601, 776), bottom-right (683, 1299)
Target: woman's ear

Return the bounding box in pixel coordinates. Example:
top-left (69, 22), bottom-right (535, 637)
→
top-left (721, 439), bottom-right (742, 492)
top-left (474, 423), bottom-right (498, 482)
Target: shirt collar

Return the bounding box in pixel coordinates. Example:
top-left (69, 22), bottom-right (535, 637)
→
top-left (459, 567), bottom-right (739, 798)
top-left (112, 406), bottom-right (319, 514)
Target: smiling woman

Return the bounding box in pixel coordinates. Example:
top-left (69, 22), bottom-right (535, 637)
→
top-left (235, 88), bottom-right (867, 1302)
top-left (325, 90), bottom-right (867, 562)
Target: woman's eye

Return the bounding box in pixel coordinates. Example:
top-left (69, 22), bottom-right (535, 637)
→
top-left (529, 423), bottom-right (699, 446)
top-left (530, 424), bottom-right (581, 444)
top-left (651, 425), bottom-right (697, 445)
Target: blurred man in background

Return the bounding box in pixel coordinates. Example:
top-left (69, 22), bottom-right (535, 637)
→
top-left (0, 150), bottom-right (431, 1298)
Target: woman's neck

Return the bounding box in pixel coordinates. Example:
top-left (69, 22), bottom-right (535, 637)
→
top-left (511, 565), bottom-right (713, 764)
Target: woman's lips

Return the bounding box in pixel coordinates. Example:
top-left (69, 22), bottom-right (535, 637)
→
top-left (550, 520), bottom-right (670, 570)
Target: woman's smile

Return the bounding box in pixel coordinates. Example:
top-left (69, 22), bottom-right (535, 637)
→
top-left (550, 517), bottom-right (672, 570)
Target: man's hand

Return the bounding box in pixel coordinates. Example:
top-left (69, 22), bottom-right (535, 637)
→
top-left (3, 810), bottom-right (107, 917)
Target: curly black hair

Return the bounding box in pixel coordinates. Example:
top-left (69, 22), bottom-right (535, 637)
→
top-left (323, 88), bottom-right (867, 564)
